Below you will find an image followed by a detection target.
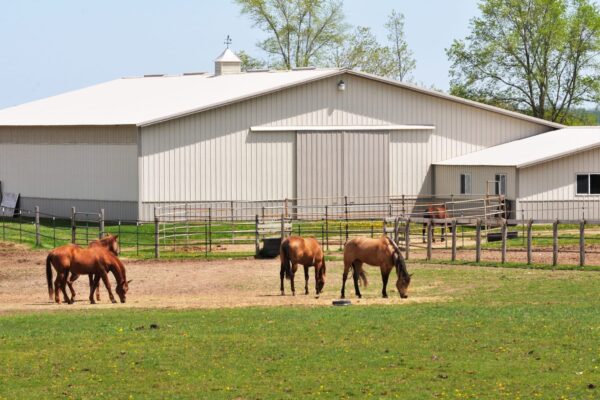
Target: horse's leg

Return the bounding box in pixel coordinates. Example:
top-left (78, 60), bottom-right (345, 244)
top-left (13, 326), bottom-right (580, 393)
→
top-left (90, 274), bottom-right (101, 304)
top-left (304, 265), bottom-right (309, 295)
top-left (341, 261), bottom-right (351, 299)
top-left (381, 267), bottom-right (391, 298)
top-left (98, 268), bottom-right (117, 304)
top-left (352, 262), bottom-right (362, 299)
top-left (89, 274), bottom-right (100, 301)
top-left (279, 261), bottom-right (286, 296)
top-left (67, 273), bottom-right (79, 302)
top-left (54, 273), bottom-right (62, 304)
top-left (59, 272), bottom-right (72, 304)
top-left (440, 224), bottom-right (445, 242)
top-left (290, 264), bottom-right (297, 296)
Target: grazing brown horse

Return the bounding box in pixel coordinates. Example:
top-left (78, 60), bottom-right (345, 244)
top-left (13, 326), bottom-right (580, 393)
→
top-left (280, 236), bottom-right (326, 296)
top-left (341, 236), bottom-right (411, 299)
top-left (46, 236), bottom-right (130, 304)
top-left (66, 235), bottom-right (120, 301)
top-left (422, 205), bottom-right (450, 242)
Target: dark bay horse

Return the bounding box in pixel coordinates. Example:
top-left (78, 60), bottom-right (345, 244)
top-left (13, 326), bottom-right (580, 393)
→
top-left (280, 236), bottom-right (326, 296)
top-left (46, 236), bottom-right (130, 304)
top-left (341, 236), bottom-right (411, 299)
top-left (66, 235), bottom-right (120, 301)
top-left (422, 205), bottom-right (451, 242)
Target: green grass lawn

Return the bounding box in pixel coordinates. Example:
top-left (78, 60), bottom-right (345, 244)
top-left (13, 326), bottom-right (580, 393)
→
top-left (2, 266), bottom-right (600, 399)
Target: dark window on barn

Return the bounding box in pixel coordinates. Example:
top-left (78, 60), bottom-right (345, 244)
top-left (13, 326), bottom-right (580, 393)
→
top-left (576, 174), bottom-right (600, 195)
top-left (591, 175), bottom-right (600, 194)
top-left (460, 173), bottom-right (471, 194)
top-left (577, 174), bottom-right (589, 194)
top-left (495, 174), bottom-right (507, 196)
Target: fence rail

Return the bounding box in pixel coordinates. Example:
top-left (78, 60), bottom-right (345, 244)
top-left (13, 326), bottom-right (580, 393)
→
top-left (0, 194), bottom-right (599, 267)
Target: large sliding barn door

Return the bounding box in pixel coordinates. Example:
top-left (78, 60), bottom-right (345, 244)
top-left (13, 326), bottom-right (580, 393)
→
top-left (296, 131), bottom-right (389, 213)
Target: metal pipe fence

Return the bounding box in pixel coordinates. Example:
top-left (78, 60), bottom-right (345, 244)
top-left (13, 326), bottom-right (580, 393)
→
top-left (2, 194), bottom-right (600, 266)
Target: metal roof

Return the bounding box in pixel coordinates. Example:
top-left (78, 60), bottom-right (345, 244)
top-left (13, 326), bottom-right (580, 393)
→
top-left (0, 69), bottom-right (341, 127)
top-left (0, 67), bottom-right (564, 129)
top-left (435, 127), bottom-right (600, 168)
top-left (214, 48), bottom-right (242, 63)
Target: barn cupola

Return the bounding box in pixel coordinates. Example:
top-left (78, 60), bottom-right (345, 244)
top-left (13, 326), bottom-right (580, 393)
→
top-left (214, 37), bottom-right (242, 76)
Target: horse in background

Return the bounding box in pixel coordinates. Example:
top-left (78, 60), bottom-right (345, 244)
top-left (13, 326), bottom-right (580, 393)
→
top-left (341, 236), bottom-right (411, 299)
top-left (422, 205), bottom-right (451, 243)
top-left (280, 236), bottom-right (326, 296)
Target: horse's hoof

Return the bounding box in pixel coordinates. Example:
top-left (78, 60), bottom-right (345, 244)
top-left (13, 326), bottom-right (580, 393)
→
top-left (382, 294), bottom-right (388, 299)
top-left (280, 291), bottom-right (284, 296)
top-left (357, 295), bottom-right (362, 299)
top-left (111, 299), bottom-right (117, 304)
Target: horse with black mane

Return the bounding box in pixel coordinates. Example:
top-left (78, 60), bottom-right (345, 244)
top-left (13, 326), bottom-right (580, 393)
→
top-left (341, 236), bottom-right (411, 299)
top-left (280, 236), bottom-right (326, 296)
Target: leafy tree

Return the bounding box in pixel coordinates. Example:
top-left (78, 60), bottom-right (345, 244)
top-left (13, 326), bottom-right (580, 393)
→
top-left (385, 10), bottom-right (416, 81)
top-left (237, 50), bottom-right (267, 71)
top-left (447, 0), bottom-right (600, 123)
top-left (235, 0), bottom-right (347, 69)
top-left (328, 26), bottom-right (395, 75)
top-left (328, 10), bottom-right (415, 81)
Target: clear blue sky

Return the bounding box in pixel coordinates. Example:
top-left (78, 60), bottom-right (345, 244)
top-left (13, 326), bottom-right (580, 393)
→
top-left (0, 0), bottom-right (479, 109)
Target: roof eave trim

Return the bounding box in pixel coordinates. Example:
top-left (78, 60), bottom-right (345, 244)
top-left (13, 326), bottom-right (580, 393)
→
top-left (517, 142), bottom-right (600, 168)
top-left (345, 70), bottom-right (565, 130)
top-left (137, 69), bottom-right (346, 128)
top-left (250, 124), bottom-right (435, 132)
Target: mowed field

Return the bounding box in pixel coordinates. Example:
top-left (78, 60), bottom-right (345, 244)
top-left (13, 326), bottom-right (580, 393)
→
top-left (1, 242), bottom-right (600, 399)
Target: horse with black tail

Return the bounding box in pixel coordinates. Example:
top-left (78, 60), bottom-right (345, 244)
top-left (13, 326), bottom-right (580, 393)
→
top-left (280, 236), bottom-right (326, 296)
top-left (341, 236), bottom-right (411, 299)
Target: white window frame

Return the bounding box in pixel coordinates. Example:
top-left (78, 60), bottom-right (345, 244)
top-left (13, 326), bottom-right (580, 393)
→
top-left (460, 173), bottom-right (471, 195)
top-left (495, 173), bottom-right (507, 196)
top-left (575, 173), bottom-right (600, 196)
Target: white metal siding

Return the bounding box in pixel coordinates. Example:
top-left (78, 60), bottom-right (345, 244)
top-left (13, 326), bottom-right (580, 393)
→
top-left (434, 165), bottom-right (517, 199)
top-left (517, 148), bottom-right (600, 220)
top-left (0, 126), bottom-right (138, 204)
top-left (139, 73), bottom-right (553, 219)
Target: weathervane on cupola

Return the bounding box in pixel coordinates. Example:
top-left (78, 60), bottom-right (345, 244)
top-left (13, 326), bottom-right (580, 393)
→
top-left (224, 35), bottom-right (232, 49)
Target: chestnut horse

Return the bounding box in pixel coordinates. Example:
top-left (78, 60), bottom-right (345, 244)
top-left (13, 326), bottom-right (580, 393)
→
top-left (341, 236), bottom-right (411, 299)
top-left (66, 235), bottom-right (120, 301)
top-left (280, 236), bottom-right (326, 296)
top-left (46, 235), bottom-right (129, 304)
top-left (422, 205), bottom-right (451, 242)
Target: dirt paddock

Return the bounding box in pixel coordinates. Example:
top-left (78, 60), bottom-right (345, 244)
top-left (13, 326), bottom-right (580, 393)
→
top-left (0, 242), bottom-right (457, 315)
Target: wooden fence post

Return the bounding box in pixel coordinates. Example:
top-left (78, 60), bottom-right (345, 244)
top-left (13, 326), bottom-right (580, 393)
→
top-left (99, 208), bottom-right (105, 239)
top-left (325, 205), bottom-right (329, 251)
top-left (501, 219), bottom-right (507, 264)
top-left (280, 214), bottom-right (285, 239)
top-left (154, 207), bottom-right (160, 258)
top-left (426, 219), bottom-right (432, 261)
top-left (383, 218), bottom-right (387, 235)
top-left (552, 219), bottom-right (559, 267)
top-left (35, 206), bottom-right (40, 247)
top-left (475, 218), bottom-right (481, 263)
top-left (527, 219), bottom-right (533, 265)
top-left (451, 219), bottom-right (457, 262)
top-left (580, 219), bottom-right (585, 267)
top-left (71, 206), bottom-right (76, 244)
top-left (255, 214), bottom-right (260, 256)
top-left (405, 218), bottom-right (411, 260)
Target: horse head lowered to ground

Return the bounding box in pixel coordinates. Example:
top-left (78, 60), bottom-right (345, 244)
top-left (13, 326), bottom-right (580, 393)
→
top-left (341, 236), bottom-right (411, 299)
top-left (280, 236), bottom-right (326, 296)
